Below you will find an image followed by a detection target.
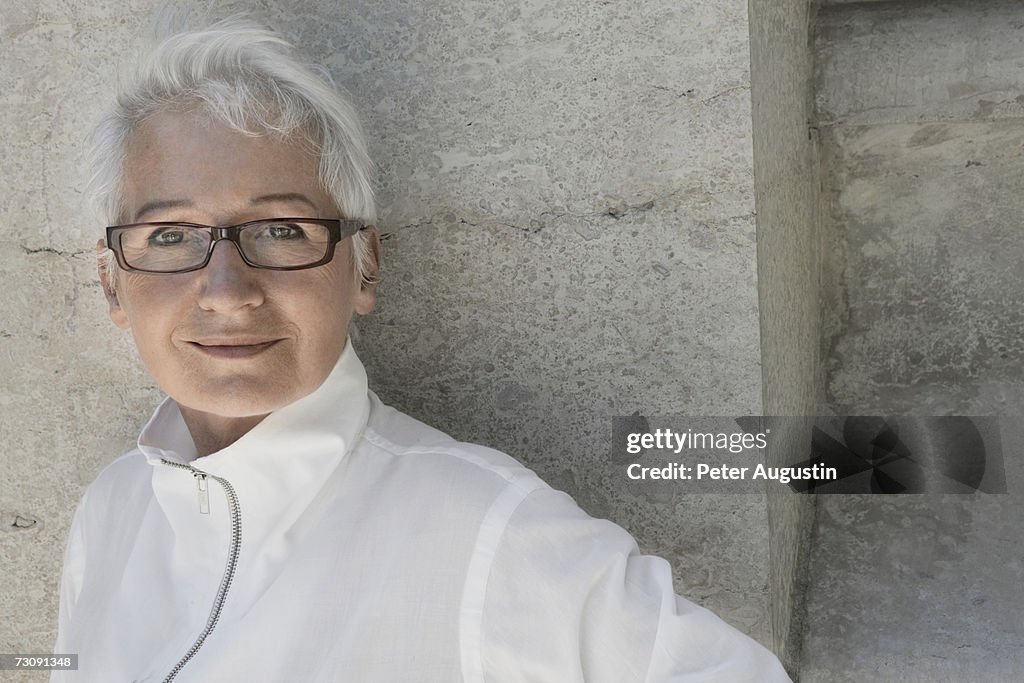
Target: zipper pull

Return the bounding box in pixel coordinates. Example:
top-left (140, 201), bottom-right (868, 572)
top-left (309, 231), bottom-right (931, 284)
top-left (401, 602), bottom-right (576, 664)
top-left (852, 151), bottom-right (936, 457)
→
top-left (195, 473), bottom-right (210, 515)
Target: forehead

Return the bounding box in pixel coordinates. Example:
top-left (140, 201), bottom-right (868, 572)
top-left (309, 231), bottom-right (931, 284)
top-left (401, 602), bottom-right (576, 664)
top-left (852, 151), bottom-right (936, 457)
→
top-left (120, 109), bottom-right (332, 222)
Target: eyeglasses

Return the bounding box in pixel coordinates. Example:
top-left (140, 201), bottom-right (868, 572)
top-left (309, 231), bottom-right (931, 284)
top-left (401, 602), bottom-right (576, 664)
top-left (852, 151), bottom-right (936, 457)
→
top-left (105, 217), bottom-right (366, 274)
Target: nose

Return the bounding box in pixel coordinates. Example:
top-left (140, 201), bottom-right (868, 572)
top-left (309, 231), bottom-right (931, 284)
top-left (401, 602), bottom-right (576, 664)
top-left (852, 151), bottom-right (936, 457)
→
top-left (195, 238), bottom-right (265, 312)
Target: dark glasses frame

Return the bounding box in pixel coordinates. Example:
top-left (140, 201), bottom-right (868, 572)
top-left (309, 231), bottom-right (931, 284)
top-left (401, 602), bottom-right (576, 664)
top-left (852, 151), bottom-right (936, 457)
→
top-left (105, 217), bottom-right (367, 274)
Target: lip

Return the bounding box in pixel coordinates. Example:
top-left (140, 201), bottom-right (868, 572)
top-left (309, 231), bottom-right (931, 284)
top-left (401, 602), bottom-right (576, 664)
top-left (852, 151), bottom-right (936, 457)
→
top-left (187, 339), bottom-right (282, 359)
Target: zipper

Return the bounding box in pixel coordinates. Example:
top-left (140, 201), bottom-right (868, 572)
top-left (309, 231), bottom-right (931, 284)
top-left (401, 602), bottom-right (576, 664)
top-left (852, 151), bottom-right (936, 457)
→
top-left (158, 459), bottom-right (242, 682)
top-left (195, 473), bottom-right (211, 514)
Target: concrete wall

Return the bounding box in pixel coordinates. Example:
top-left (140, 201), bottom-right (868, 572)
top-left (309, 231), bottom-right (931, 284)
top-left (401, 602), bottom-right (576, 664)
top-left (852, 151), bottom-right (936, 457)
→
top-left (748, 0), bottom-right (822, 675)
top-left (803, 1), bottom-right (1024, 680)
top-left (0, 0), bottom-right (776, 675)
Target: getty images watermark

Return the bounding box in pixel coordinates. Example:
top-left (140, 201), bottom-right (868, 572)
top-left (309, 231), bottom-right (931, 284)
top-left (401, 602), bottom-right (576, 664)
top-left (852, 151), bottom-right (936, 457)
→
top-left (623, 427), bottom-right (837, 485)
top-left (612, 416), bottom-right (1008, 494)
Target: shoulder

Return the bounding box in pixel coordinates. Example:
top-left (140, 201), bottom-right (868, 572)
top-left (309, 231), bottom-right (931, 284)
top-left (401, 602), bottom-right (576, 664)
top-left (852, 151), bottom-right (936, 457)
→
top-left (73, 448), bottom-right (152, 523)
top-left (362, 393), bottom-right (545, 495)
top-left (88, 448), bottom-right (150, 491)
top-left (361, 396), bottom-right (633, 572)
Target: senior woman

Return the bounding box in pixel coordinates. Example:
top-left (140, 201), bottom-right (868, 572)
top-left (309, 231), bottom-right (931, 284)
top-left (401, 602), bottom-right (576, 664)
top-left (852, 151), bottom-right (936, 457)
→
top-left (53, 17), bottom-right (790, 683)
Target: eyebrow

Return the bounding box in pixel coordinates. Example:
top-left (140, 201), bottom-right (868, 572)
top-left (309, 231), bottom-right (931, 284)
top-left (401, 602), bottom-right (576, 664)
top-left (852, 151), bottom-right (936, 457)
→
top-left (132, 193), bottom-right (319, 223)
top-left (249, 193), bottom-right (319, 213)
top-left (133, 199), bottom-right (193, 222)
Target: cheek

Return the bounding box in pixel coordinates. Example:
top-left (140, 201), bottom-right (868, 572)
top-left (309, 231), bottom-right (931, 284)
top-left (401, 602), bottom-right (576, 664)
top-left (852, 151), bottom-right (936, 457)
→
top-left (118, 278), bottom-right (166, 326)
top-left (276, 266), bottom-right (359, 338)
top-left (115, 275), bottom-right (193, 343)
top-left (317, 246), bottom-right (362, 307)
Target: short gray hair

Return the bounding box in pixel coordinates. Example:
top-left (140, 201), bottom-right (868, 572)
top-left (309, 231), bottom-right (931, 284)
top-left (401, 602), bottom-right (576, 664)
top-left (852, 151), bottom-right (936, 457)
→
top-left (90, 15), bottom-right (378, 287)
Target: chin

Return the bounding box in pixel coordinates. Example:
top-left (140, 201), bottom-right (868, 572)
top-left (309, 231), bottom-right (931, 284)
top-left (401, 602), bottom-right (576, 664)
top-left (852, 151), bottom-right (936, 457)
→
top-left (175, 377), bottom-right (304, 418)
top-left (199, 400), bottom-right (283, 419)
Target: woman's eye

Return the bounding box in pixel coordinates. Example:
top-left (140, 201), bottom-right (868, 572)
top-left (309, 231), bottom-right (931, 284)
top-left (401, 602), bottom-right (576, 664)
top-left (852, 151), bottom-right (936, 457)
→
top-left (150, 229), bottom-right (185, 246)
top-left (267, 224), bottom-right (305, 240)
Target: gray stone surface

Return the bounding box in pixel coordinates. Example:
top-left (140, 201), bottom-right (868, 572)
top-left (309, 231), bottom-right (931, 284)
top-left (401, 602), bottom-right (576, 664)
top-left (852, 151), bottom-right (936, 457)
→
top-left (749, 0), bottom-right (823, 674)
top-left (819, 0), bottom-right (903, 6)
top-left (802, 489), bottom-right (1024, 683)
top-left (816, 0), bottom-right (1024, 127)
top-left (1, 0), bottom-right (774, 673)
top-left (807, 1), bottom-right (1024, 679)
top-left (823, 120), bottom-right (1024, 412)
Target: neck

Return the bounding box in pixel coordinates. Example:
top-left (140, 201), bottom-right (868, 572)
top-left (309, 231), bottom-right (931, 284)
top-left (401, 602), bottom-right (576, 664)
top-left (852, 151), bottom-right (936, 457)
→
top-left (179, 405), bottom-right (270, 457)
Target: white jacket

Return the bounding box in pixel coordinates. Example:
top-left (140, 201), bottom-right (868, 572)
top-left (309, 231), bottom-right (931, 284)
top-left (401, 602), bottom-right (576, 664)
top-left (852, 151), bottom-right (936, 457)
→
top-left (53, 342), bottom-right (791, 682)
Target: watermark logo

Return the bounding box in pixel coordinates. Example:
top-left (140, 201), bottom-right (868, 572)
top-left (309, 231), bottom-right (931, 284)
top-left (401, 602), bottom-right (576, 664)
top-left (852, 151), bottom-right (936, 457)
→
top-left (613, 416), bottom-right (1007, 494)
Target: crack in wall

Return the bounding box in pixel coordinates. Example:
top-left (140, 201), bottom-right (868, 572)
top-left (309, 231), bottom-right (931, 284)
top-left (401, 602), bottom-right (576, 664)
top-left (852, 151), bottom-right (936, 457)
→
top-left (653, 84), bottom-right (695, 99)
top-left (19, 245), bottom-right (92, 258)
top-left (384, 185), bottom-right (720, 239)
top-left (701, 84), bottom-right (750, 105)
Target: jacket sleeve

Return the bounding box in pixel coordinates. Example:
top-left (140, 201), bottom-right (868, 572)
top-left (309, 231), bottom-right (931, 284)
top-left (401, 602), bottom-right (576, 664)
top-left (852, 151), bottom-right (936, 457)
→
top-left (52, 492), bottom-right (88, 662)
top-left (475, 485), bottom-right (791, 682)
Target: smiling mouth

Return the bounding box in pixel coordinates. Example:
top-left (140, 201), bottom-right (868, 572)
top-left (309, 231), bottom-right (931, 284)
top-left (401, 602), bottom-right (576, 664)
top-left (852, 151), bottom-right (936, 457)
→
top-left (188, 339), bottom-right (282, 359)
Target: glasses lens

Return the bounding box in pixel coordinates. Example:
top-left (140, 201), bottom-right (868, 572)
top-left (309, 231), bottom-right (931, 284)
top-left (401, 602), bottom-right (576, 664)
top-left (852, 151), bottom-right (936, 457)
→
top-left (117, 225), bottom-right (211, 272)
top-left (238, 220), bottom-right (332, 268)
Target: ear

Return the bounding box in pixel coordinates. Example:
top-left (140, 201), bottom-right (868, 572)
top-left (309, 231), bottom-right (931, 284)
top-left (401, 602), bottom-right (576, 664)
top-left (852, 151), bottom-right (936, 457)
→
top-left (353, 227), bottom-right (381, 316)
top-left (97, 238), bottom-right (130, 330)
